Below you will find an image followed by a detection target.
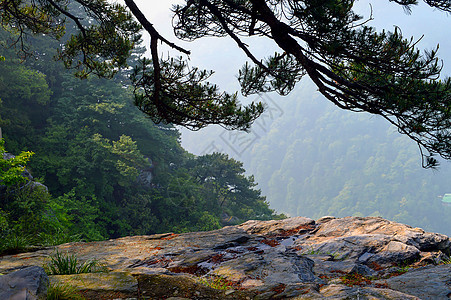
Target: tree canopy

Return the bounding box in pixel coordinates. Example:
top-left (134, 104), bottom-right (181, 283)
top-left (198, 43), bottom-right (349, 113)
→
top-left (1, 0), bottom-right (451, 167)
top-left (0, 25), bottom-right (283, 247)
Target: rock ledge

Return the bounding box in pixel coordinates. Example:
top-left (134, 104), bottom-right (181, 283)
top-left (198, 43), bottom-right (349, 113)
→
top-left (1, 216), bottom-right (450, 299)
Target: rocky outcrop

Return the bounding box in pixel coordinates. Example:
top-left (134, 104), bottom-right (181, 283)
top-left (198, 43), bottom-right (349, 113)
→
top-left (0, 216), bottom-right (450, 299)
top-left (0, 266), bottom-right (48, 300)
top-left (137, 157), bottom-right (154, 188)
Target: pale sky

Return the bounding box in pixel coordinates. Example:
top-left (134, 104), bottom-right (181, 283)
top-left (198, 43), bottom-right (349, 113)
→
top-left (127, 0), bottom-right (450, 88)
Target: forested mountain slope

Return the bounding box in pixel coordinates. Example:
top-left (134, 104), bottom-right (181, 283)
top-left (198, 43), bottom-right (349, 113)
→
top-left (0, 24), bottom-right (281, 251)
top-left (182, 80), bottom-right (451, 236)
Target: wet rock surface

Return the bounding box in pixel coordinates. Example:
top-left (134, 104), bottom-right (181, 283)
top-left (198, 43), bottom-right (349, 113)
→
top-left (0, 216), bottom-right (450, 299)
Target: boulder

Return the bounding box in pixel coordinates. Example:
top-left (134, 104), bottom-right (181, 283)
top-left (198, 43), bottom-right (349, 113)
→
top-left (238, 216), bottom-right (315, 235)
top-left (0, 266), bottom-right (48, 300)
top-left (366, 241), bottom-right (421, 266)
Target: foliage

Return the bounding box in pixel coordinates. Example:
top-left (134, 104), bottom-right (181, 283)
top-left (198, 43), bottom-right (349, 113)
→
top-left (0, 208), bottom-right (7, 231)
top-left (171, 0), bottom-right (451, 167)
top-left (0, 23), bottom-right (281, 242)
top-left (131, 56), bottom-right (264, 130)
top-left (38, 228), bottom-right (79, 248)
top-left (49, 190), bottom-right (104, 241)
top-left (0, 139), bottom-right (34, 187)
top-left (0, 0), bottom-right (141, 78)
top-left (0, 184), bottom-right (75, 254)
top-left (0, 233), bottom-right (33, 255)
top-left (44, 250), bottom-right (107, 275)
top-left (2, 185), bottom-right (50, 234)
top-left (186, 153), bottom-right (282, 222)
top-left (0, 59), bottom-right (51, 105)
top-left (0, 51), bottom-right (53, 152)
top-left (92, 134), bottom-right (149, 187)
top-left (0, 0), bottom-right (262, 130)
top-left (0, 140), bottom-right (79, 254)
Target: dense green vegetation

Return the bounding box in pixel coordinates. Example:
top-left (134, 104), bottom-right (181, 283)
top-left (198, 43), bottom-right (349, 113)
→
top-left (0, 28), bottom-right (281, 252)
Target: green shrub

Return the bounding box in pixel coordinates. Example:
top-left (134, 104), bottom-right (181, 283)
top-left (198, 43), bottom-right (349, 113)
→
top-left (0, 139), bottom-right (34, 187)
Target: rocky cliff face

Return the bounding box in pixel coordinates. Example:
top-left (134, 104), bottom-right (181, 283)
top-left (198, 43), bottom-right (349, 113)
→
top-left (1, 216), bottom-right (450, 299)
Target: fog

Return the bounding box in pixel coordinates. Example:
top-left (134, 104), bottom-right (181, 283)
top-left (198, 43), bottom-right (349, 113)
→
top-left (132, 1), bottom-right (451, 235)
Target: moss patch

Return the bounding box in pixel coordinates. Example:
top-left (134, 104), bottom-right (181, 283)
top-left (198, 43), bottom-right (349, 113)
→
top-left (49, 272), bottom-right (137, 299)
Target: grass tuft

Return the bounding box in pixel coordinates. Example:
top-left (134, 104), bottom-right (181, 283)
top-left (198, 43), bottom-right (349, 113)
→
top-left (441, 257), bottom-right (451, 265)
top-left (47, 282), bottom-right (85, 300)
top-left (0, 233), bottom-right (33, 255)
top-left (44, 250), bottom-right (107, 275)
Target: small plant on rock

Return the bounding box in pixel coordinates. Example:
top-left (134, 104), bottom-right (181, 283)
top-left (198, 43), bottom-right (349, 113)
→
top-left (441, 257), bottom-right (451, 265)
top-left (198, 275), bottom-right (234, 290)
top-left (301, 246), bottom-right (342, 260)
top-left (301, 246), bottom-right (321, 255)
top-left (44, 250), bottom-right (107, 275)
top-left (47, 282), bottom-right (85, 300)
top-left (340, 273), bottom-right (372, 287)
top-left (396, 265), bottom-right (410, 274)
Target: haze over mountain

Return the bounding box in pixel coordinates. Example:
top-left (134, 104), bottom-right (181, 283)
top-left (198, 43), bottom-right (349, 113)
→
top-left (134, 0), bottom-right (451, 235)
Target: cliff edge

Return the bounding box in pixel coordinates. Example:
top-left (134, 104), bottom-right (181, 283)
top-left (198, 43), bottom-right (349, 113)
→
top-left (1, 216), bottom-right (450, 299)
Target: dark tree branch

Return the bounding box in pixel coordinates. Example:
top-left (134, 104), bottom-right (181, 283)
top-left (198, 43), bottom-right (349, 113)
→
top-left (124, 0), bottom-right (190, 55)
top-left (47, 0), bottom-right (87, 38)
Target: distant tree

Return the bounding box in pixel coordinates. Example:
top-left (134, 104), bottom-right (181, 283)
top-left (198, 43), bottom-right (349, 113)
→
top-left (2, 0), bottom-right (451, 167)
top-left (187, 153), bottom-right (282, 221)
